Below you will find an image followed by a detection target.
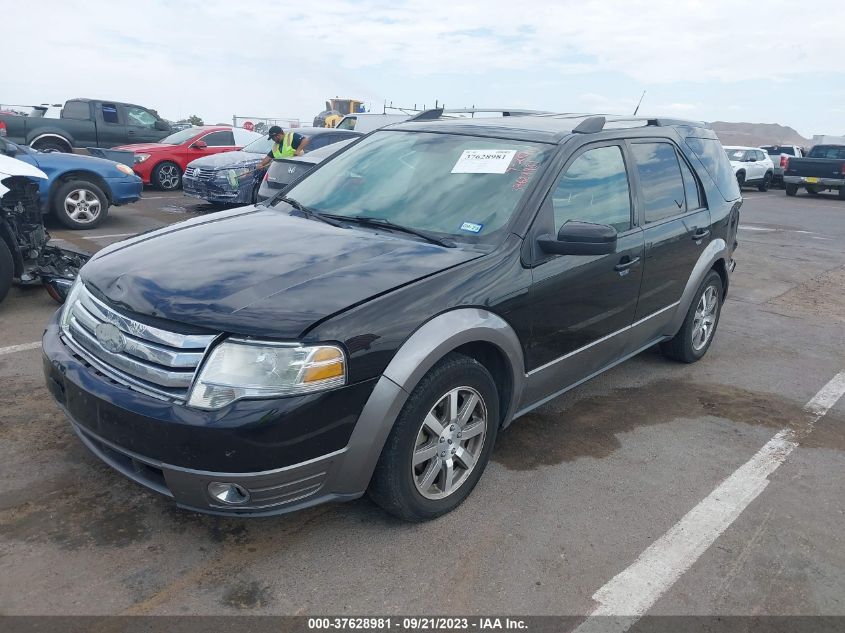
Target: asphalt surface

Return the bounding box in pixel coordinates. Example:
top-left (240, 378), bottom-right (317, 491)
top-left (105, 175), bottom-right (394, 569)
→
top-left (0, 187), bottom-right (843, 618)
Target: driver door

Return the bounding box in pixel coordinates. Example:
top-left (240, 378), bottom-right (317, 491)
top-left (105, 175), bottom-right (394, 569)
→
top-left (124, 104), bottom-right (164, 144)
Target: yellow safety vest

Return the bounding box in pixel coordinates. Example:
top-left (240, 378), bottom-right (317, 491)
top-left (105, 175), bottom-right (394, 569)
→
top-left (271, 132), bottom-right (296, 159)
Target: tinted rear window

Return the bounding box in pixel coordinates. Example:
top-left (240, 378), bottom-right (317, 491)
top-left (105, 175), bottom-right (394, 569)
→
top-left (762, 146), bottom-right (795, 156)
top-left (684, 136), bottom-right (740, 201)
top-left (807, 146), bottom-right (845, 160)
top-left (62, 101), bottom-right (90, 120)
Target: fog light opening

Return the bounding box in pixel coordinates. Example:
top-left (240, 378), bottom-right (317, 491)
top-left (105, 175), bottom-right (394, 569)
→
top-left (207, 481), bottom-right (250, 505)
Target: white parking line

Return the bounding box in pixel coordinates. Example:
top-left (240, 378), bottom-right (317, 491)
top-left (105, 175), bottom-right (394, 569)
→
top-left (0, 341), bottom-right (42, 356)
top-left (80, 233), bottom-right (136, 240)
top-left (574, 370), bottom-right (845, 633)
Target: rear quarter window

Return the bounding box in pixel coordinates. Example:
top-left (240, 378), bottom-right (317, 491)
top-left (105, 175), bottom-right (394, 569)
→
top-left (684, 136), bottom-right (741, 201)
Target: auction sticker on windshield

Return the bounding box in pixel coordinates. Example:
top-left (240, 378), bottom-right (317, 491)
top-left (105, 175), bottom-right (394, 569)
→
top-left (452, 149), bottom-right (517, 174)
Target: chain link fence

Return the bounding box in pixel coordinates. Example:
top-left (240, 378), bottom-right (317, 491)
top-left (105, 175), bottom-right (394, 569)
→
top-left (232, 116), bottom-right (301, 135)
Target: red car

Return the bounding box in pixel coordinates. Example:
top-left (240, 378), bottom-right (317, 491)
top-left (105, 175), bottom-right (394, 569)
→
top-left (114, 126), bottom-right (263, 190)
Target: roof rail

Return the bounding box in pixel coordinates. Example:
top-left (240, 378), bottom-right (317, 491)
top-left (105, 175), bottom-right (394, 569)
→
top-left (409, 107), bottom-right (552, 121)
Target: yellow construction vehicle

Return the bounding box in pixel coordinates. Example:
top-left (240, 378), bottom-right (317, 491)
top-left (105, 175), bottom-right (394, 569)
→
top-left (313, 97), bottom-right (366, 127)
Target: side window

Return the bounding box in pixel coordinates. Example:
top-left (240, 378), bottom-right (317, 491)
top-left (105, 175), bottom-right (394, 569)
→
top-left (678, 154), bottom-right (702, 210)
top-left (631, 142), bottom-right (686, 223)
top-left (100, 103), bottom-right (120, 125)
top-left (62, 101), bottom-right (90, 120)
top-left (126, 106), bottom-right (157, 129)
top-left (756, 150), bottom-right (766, 161)
top-left (201, 131), bottom-right (235, 146)
top-left (552, 145), bottom-right (631, 233)
top-left (684, 136), bottom-right (740, 201)
top-left (306, 135), bottom-right (330, 151)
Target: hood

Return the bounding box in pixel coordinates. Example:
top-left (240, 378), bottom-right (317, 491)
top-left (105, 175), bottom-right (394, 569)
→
top-left (186, 150), bottom-right (263, 170)
top-left (0, 154), bottom-right (47, 197)
top-left (82, 207), bottom-right (481, 338)
top-left (111, 143), bottom-right (173, 153)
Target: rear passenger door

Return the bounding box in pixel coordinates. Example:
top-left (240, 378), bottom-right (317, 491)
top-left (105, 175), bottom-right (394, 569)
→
top-left (628, 140), bottom-right (710, 341)
top-left (94, 102), bottom-right (127, 147)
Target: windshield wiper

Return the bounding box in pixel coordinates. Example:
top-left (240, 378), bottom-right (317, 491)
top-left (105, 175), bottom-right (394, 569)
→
top-left (278, 197), bottom-right (345, 227)
top-left (322, 214), bottom-right (456, 248)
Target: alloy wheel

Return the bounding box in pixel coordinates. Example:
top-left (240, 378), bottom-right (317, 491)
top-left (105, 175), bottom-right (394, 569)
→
top-left (63, 189), bottom-right (102, 224)
top-left (412, 386), bottom-right (487, 500)
top-left (692, 285), bottom-right (719, 351)
top-left (158, 164), bottom-right (180, 189)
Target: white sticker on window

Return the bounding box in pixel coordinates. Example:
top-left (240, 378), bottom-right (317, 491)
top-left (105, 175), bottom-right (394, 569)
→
top-left (451, 149), bottom-right (517, 174)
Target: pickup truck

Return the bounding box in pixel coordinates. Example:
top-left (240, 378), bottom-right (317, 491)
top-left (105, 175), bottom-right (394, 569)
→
top-left (760, 144), bottom-right (804, 184)
top-left (783, 144), bottom-right (845, 199)
top-left (0, 99), bottom-right (171, 153)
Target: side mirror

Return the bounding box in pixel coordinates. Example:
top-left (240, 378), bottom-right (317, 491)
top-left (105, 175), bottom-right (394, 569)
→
top-left (154, 120), bottom-right (170, 131)
top-left (191, 140), bottom-right (208, 150)
top-left (538, 221), bottom-right (618, 256)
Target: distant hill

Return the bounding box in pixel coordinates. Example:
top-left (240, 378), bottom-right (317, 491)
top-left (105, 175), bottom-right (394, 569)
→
top-left (709, 121), bottom-right (811, 149)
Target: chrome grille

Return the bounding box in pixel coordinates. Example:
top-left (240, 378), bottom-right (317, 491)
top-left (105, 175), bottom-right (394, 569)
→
top-left (62, 285), bottom-right (216, 403)
top-left (183, 166), bottom-right (216, 181)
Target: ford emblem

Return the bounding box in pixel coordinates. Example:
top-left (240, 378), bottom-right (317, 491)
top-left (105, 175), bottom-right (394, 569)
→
top-left (95, 322), bottom-right (126, 354)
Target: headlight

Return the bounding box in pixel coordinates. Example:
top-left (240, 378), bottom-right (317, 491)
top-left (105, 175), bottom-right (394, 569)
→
top-left (60, 276), bottom-right (84, 331)
top-left (134, 153), bottom-right (151, 164)
top-left (187, 339), bottom-right (346, 410)
top-left (115, 163), bottom-right (135, 176)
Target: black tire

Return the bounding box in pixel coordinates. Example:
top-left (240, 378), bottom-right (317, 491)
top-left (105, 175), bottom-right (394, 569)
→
top-left (757, 172), bottom-right (772, 192)
top-left (152, 161), bottom-right (182, 190)
top-left (806, 185), bottom-right (819, 196)
top-left (660, 270), bottom-right (723, 364)
top-left (785, 183), bottom-right (798, 196)
top-left (368, 353), bottom-right (499, 522)
top-left (0, 238), bottom-right (13, 304)
top-left (736, 171), bottom-right (745, 190)
top-left (31, 138), bottom-right (71, 153)
top-left (52, 180), bottom-right (109, 229)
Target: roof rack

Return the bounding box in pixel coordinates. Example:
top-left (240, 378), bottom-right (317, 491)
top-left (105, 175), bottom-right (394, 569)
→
top-left (410, 107), bottom-right (553, 121)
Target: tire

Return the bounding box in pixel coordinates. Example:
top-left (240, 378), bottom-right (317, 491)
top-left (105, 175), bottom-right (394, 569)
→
top-left (806, 185), bottom-right (819, 196)
top-left (660, 270), bottom-right (723, 364)
top-left (757, 172), bottom-right (772, 192)
top-left (31, 138), bottom-right (71, 153)
top-left (152, 161), bottom-right (182, 190)
top-left (736, 171), bottom-right (745, 190)
top-left (0, 238), bottom-right (13, 304)
top-left (785, 183), bottom-right (798, 196)
top-left (368, 353), bottom-right (499, 522)
top-left (53, 180), bottom-right (109, 229)
top-left (839, 187), bottom-right (845, 201)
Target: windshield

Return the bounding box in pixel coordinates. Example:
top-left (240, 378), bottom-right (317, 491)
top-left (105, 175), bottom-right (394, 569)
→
top-left (725, 149), bottom-right (746, 161)
top-left (158, 128), bottom-right (201, 145)
top-left (280, 131), bottom-right (553, 243)
top-left (241, 137), bottom-right (274, 154)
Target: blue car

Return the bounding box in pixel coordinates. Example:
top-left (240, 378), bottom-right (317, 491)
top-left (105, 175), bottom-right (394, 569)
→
top-left (183, 128), bottom-right (361, 205)
top-left (0, 136), bottom-right (142, 229)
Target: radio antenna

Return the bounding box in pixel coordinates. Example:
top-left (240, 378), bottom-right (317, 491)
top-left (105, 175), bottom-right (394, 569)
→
top-left (633, 90), bottom-right (646, 116)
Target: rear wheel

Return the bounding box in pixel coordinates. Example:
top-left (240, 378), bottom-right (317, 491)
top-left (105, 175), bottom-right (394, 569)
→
top-left (0, 238), bottom-right (13, 304)
top-left (368, 353), bottom-right (499, 521)
top-left (660, 270), bottom-right (723, 363)
top-left (757, 172), bottom-right (772, 192)
top-left (152, 161), bottom-right (182, 190)
top-left (31, 138), bottom-right (71, 153)
top-left (785, 183), bottom-right (798, 196)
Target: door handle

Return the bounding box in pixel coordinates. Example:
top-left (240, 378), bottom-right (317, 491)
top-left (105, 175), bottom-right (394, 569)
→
top-left (691, 228), bottom-right (710, 240)
top-left (614, 256), bottom-right (640, 272)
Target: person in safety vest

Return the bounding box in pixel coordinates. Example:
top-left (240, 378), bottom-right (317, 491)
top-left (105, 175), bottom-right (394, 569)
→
top-left (257, 125), bottom-right (309, 170)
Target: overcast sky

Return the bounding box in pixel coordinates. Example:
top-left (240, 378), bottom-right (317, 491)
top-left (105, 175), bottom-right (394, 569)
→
top-left (5, 0), bottom-right (844, 136)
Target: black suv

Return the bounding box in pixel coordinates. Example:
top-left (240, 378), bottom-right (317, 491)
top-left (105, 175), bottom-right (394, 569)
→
top-left (42, 113), bottom-right (741, 521)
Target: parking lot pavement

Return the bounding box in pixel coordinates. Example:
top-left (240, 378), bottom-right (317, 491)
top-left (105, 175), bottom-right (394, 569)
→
top-left (0, 188), bottom-right (843, 617)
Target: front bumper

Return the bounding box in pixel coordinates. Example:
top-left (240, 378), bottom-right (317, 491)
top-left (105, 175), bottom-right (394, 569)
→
top-left (104, 176), bottom-right (143, 205)
top-left (183, 173), bottom-right (258, 204)
top-left (783, 175), bottom-right (845, 187)
top-left (42, 313), bottom-right (382, 516)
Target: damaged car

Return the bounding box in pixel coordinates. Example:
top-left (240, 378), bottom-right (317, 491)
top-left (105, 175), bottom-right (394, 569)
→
top-left (184, 127), bottom-right (361, 205)
top-left (0, 155), bottom-right (89, 304)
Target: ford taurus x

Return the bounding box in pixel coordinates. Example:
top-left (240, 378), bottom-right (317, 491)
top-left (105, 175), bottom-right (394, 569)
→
top-left (43, 113), bottom-right (741, 521)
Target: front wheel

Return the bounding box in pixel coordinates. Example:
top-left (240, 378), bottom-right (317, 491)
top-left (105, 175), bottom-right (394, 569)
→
top-left (660, 270), bottom-right (723, 363)
top-left (757, 172), bottom-right (772, 192)
top-left (785, 183), bottom-right (798, 196)
top-left (152, 161), bottom-right (182, 190)
top-left (368, 353), bottom-right (499, 521)
top-left (53, 180), bottom-right (109, 229)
